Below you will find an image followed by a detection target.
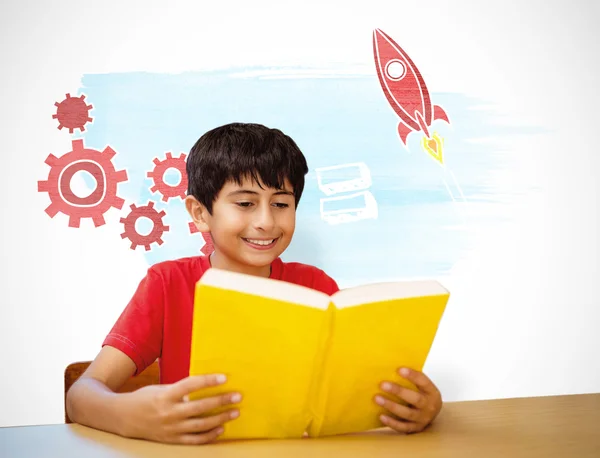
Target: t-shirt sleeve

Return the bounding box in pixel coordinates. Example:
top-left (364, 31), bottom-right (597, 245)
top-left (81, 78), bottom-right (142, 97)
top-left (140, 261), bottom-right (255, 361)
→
top-left (312, 268), bottom-right (340, 296)
top-left (102, 268), bottom-right (164, 376)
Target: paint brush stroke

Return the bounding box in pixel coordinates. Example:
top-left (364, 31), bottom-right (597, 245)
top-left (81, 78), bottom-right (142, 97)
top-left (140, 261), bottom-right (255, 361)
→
top-left (76, 66), bottom-right (544, 287)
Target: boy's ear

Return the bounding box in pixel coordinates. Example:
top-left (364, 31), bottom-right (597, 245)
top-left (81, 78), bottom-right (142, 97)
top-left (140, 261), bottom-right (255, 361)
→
top-left (185, 195), bottom-right (211, 233)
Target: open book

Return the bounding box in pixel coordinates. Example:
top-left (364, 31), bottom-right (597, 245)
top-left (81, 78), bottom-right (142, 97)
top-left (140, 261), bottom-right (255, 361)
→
top-left (188, 268), bottom-right (449, 440)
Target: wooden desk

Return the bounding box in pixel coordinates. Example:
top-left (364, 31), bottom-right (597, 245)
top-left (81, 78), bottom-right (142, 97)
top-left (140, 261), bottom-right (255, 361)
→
top-left (1, 394), bottom-right (599, 457)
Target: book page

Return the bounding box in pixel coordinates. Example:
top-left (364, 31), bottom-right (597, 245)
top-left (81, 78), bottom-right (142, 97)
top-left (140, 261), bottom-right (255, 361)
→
top-left (189, 281), bottom-right (331, 439)
top-left (310, 292), bottom-right (448, 437)
top-left (333, 279), bottom-right (448, 309)
top-left (201, 267), bottom-right (330, 310)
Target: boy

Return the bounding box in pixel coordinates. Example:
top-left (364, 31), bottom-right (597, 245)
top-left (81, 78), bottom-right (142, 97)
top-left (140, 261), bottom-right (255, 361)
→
top-left (66, 123), bottom-right (443, 444)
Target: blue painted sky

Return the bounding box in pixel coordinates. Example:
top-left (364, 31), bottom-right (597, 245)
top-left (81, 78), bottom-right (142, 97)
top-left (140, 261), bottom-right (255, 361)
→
top-left (75, 68), bottom-right (540, 287)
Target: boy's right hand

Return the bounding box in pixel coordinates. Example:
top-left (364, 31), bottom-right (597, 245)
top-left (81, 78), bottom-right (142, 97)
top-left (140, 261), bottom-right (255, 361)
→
top-left (118, 373), bottom-right (241, 444)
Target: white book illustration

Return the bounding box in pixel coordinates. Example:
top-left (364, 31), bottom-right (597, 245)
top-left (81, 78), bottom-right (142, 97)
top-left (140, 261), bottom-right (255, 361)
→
top-left (320, 191), bottom-right (378, 225)
top-left (315, 162), bottom-right (372, 196)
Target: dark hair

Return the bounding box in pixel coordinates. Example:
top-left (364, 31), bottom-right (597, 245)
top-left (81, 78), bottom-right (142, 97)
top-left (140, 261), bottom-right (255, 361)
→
top-left (186, 122), bottom-right (309, 213)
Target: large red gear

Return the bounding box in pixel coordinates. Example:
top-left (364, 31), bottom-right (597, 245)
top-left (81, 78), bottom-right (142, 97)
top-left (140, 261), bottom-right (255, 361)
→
top-left (53, 93), bottom-right (93, 133)
top-left (147, 152), bottom-right (188, 202)
top-left (188, 221), bottom-right (214, 256)
top-left (38, 139), bottom-right (128, 228)
top-left (120, 201), bottom-right (170, 251)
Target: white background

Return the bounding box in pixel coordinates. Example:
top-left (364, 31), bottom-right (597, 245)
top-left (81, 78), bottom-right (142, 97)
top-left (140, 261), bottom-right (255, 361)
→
top-left (0, 0), bottom-right (598, 427)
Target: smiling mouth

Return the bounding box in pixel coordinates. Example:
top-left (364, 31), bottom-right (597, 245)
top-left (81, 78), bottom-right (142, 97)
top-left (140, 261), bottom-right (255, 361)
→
top-left (242, 237), bottom-right (279, 249)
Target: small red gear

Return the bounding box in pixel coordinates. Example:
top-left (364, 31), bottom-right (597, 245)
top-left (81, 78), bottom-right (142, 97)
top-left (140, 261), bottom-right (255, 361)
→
top-left (120, 201), bottom-right (170, 251)
top-left (200, 232), bottom-right (214, 256)
top-left (38, 139), bottom-right (128, 227)
top-left (147, 152), bottom-right (188, 202)
top-left (188, 221), bottom-right (213, 256)
top-left (53, 93), bottom-right (93, 133)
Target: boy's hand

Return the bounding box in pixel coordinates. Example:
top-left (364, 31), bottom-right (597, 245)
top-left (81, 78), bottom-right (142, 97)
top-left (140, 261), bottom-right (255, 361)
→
top-left (374, 367), bottom-right (442, 434)
top-left (118, 374), bottom-right (241, 444)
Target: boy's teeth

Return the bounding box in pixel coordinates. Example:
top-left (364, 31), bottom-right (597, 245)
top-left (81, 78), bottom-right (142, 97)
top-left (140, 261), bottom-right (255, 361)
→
top-left (246, 238), bottom-right (274, 246)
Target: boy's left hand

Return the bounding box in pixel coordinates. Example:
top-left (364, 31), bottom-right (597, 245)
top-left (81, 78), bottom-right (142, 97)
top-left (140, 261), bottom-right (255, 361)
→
top-left (374, 367), bottom-right (442, 434)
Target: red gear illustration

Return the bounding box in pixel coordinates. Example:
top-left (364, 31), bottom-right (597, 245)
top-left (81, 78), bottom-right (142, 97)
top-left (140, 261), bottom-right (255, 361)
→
top-left (188, 221), bottom-right (213, 256)
top-left (200, 232), bottom-right (214, 256)
top-left (120, 201), bottom-right (169, 251)
top-left (147, 152), bottom-right (188, 202)
top-left (37, 139), bottom-right (128, 228)
top-left (53, 93), bottom-right (93, 133)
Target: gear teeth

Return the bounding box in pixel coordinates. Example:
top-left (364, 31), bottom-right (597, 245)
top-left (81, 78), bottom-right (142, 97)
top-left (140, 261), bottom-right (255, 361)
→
top-left (116, 170), bottom-right (128, 181)
top-left (188, 221), bottom-right (213, 255)
top-left (119, 201), bottom-right (169, 251)
top-left (92, 215), bottom-right (106, 227)
top-left (44, 154), bottom-right (58, 166)
top-left (52, 93), bottom-right (93, 133)
top-left (37, 139), bottom-right (128, 227)
top-left (112, 196), bottom-right (125, 210)
top-left (146, 152), bottom-right (188, 202)
top-left (102, 146), bottom-right (116, 160)
top-left (68, 215), bottom-right (81, 228)
top-left (201, 232), bottom-right (214, 256)
top-left (45, 203), bottom-right (59, 218)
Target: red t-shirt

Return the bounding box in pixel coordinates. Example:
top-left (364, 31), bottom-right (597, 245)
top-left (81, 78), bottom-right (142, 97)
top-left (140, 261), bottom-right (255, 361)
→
top-left (103, 256), bottom-right (339, 384)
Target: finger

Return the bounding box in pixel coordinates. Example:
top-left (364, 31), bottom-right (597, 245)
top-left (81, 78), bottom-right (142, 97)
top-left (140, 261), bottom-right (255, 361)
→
top-left (176, 409), bottom-right (239, 434)
top-left (374, 395), bottom-right (422, 423)
top-left (380, 414), bottom-right (423, 434)
top-left (178, 426), bottom-right (225, 445)
top-left (380, 381), bottom-right (426, 409)
top-left (398, 368), bottom-right (439, 396)
top-left (175, 392), bottom-right (242, 419)
top-left (168, 374), bottom-right (227, 402)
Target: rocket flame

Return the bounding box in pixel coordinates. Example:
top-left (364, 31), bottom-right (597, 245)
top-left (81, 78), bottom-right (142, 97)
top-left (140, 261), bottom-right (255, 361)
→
top-left (421, 132), bottom-right (444, 165)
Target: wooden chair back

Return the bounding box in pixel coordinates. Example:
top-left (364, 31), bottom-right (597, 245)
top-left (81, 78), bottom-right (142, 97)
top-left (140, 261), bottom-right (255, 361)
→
top-left (64, 361), bottom-right (160, 423)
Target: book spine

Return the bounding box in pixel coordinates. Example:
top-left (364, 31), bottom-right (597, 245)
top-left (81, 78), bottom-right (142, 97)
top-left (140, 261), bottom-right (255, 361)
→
top-left (306, 302), bottom-right (336, 437)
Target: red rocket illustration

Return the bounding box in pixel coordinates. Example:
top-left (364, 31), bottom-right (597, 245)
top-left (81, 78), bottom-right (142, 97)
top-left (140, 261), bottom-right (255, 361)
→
top-left (373, 28), bottom-right (449, 164)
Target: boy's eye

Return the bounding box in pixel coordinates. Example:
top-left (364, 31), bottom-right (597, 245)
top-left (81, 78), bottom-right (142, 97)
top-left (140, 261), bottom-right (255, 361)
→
top-left (236, 202), bottom-right (253, 207)
top-left (273, 202), bottom-right (290, 208)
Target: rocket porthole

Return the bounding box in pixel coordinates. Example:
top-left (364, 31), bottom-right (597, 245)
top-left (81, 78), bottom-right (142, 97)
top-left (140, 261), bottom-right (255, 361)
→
top-left (385, 59), bottom-right (406, 81)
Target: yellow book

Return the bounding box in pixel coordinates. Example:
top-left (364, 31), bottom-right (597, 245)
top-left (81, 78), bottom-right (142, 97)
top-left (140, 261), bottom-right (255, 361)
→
top-left (189, 268), bottom-right (449, 440)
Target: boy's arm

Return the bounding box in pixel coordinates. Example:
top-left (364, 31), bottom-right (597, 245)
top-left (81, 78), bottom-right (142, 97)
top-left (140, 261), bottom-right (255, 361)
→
top-left (66, 346), bottom-right (242, 444)
top-left (65, 345), bottom-right (137, 436)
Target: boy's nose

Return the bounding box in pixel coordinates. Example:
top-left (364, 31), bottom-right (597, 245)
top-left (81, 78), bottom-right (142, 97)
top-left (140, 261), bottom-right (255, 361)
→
top-left (253, 205), bottom-right (276, 231)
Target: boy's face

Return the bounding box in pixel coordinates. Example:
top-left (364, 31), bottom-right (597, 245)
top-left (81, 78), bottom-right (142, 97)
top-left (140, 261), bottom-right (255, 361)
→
top-left (187, 176), bottom-right (297, 277)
